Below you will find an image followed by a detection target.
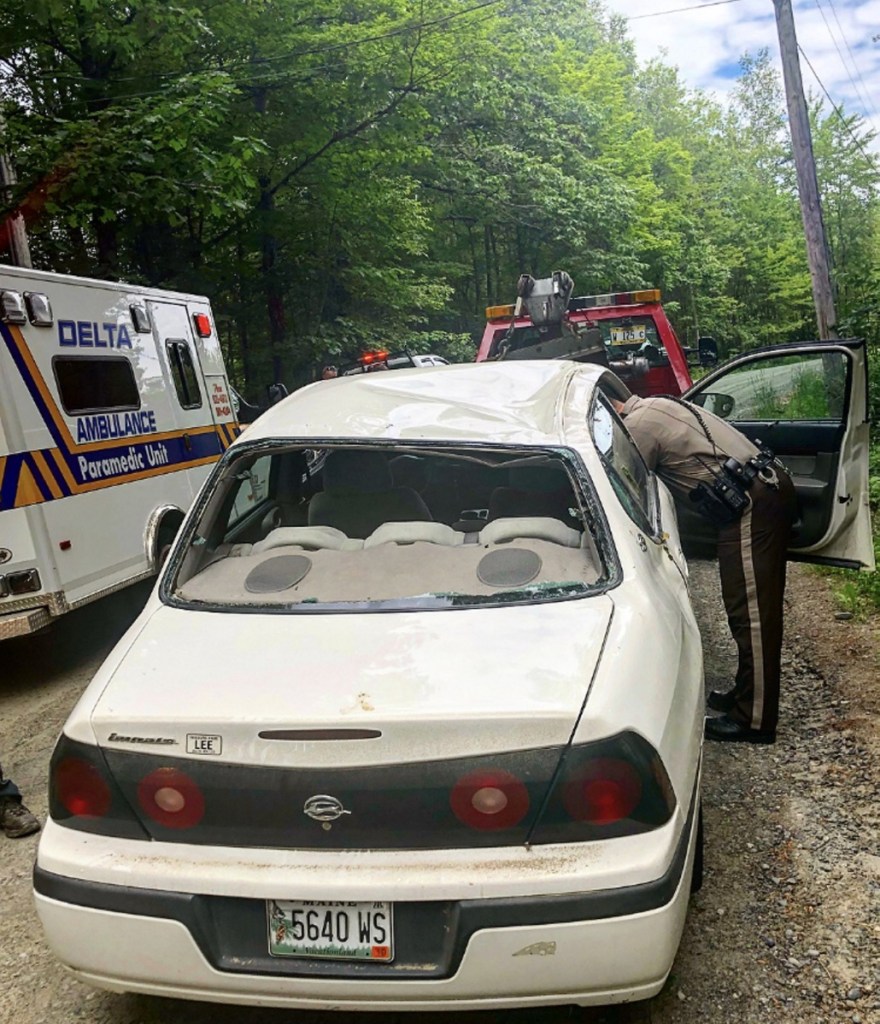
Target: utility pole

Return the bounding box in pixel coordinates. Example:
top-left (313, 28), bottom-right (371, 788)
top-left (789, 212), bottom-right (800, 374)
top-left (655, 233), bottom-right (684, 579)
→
top-left (0, 113), bottom-right (32, 268)
top-left (772, 0), bottom-right (836, 338)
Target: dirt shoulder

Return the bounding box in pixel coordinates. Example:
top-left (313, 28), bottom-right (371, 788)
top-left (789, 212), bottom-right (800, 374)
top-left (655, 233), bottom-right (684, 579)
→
top-left (654, 562), bottom-right (880, 1024)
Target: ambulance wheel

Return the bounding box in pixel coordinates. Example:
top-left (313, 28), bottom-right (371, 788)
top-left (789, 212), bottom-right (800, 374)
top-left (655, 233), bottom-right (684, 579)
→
top-left (156, 517), bottom-right (183, 569)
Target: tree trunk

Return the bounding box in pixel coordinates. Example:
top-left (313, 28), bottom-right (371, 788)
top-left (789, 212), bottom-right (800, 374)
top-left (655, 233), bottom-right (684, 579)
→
top-left (93, 213), bottom-right (119, 279)
top-left (259, 177), bottom-right (286, 382)
top-left (468, 224), bottom-right (481, 313)
top-left (66, 226), bottom-right (90, 276)
top-left (484, 225), bottom-right (493, 303)
top-left (253, 85), bottom-right (287, 382)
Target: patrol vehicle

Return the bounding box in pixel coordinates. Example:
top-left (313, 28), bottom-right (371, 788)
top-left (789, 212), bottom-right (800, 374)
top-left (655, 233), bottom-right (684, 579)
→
top-left (0, 265), bottom-right (239, 640)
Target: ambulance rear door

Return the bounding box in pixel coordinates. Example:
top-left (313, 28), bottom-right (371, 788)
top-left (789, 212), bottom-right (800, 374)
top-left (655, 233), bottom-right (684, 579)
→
top-left (186, 300), bottom-right (238, 446)
top-left (0, 300), bottom-right (60, 614)
top-left (149, 299), bottom-right (225, 499)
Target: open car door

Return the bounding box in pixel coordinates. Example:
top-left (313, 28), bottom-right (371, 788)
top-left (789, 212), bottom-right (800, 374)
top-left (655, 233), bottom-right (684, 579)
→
top-left (682, 339), bottom-right (874, 570)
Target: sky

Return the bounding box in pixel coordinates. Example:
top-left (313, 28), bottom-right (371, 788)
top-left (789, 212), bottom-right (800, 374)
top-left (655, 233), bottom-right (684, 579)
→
top-left (604, 0), bottom-right (880, 150)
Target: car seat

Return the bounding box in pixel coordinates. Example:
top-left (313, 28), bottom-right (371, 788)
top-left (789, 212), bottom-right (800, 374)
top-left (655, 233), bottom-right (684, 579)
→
top-left (308, 450), bottom-right (432, 539)
top-left (487, 465), bottom-right (579, 528)
top-left (389, 455), bottom-right (429, 494)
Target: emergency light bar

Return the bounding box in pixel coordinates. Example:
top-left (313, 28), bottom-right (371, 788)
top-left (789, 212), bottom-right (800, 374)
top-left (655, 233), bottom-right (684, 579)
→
top-left (485, 289), bottom-right (661, 321)
top-left (569, 289), bottom-right (661, 310)
top-left (359, 350), bottom-right (389, 364)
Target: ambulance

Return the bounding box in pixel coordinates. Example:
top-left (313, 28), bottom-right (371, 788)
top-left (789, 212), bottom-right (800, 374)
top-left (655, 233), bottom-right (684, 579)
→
top-left (0, 265), bottom-right (239, 640)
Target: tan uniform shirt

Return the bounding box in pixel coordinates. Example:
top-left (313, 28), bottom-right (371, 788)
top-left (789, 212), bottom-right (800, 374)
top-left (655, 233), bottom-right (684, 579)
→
top-left (620, 395), bottom-right (760, 505)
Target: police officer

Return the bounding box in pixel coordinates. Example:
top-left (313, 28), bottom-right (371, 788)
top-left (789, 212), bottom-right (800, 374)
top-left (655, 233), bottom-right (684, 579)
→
top-left (612, 395), bottom-right (797, 744)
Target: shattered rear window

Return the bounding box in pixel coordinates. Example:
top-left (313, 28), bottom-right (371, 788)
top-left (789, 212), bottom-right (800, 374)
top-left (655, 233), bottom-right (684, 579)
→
top-left (169, 444), bottom-right (609, 612)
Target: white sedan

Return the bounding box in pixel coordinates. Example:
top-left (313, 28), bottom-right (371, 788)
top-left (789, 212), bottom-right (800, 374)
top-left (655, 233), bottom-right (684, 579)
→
top-left (35, 360), bottom-right (707, 1010)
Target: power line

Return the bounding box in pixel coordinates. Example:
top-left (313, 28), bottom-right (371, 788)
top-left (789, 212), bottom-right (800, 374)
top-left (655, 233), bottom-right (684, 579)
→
top-left (824, 0), bottom-right (880, 120)
top-left (814, 0), bottom-right (876, 120)
top-left (0, 0), bottom-right (506, 113)
top-left (797, 44), bottom-right (879, 173)
top-left (11, 0), bottom-right (508, 88)
top-left (629, 0), bottom-right (743, 21)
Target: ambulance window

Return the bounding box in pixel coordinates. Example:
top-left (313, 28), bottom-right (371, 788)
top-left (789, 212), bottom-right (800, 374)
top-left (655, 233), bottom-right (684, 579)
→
top-left (167, 340), bottom-right (202, 409)
top-left (53, 356), bottom-right (140, 415)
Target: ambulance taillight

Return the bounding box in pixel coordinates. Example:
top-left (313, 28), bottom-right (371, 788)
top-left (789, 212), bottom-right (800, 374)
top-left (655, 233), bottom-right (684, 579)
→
top-left (193, 313), bottom-right (212, 337)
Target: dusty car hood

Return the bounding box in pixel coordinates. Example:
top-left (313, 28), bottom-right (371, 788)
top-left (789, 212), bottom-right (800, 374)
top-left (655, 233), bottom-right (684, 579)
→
top-left (90, 597), bottom-right (614, 768)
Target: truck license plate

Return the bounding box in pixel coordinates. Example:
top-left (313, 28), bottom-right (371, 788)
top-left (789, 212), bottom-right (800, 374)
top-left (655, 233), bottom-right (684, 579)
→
top-left (610, 325), bottom-right (647, 345)
top-left (268, 900), bottom-right (393, 961)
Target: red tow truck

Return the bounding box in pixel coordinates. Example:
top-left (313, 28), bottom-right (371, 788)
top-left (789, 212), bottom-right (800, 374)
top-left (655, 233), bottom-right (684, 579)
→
top-left (477, 282), bottom-right (716, 397)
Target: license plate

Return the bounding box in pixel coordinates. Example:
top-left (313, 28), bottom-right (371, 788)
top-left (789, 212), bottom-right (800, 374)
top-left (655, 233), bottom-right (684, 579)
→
top-left (268, 900), bottom-right (393, 961)
top-left (610, 325), bottom-right (647, 345)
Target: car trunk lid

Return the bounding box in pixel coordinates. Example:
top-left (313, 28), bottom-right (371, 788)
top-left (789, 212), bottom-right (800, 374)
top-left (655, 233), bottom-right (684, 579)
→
top-left (91, 598), bottom-right (613, 768)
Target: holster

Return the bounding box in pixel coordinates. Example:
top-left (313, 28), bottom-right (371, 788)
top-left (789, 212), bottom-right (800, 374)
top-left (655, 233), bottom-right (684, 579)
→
top-left (689, 476), bottom-right (750, 527)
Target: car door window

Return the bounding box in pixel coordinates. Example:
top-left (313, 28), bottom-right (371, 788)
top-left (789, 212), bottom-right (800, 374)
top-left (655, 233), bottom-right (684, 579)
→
top-left (227, 455), bottom-right (273, 532)
top-left (693, 352), bottom-right (847, 422)
top-left (590, 396), bottom-right (655, 536)
top-left (684, 342), bottom-right (873, 569)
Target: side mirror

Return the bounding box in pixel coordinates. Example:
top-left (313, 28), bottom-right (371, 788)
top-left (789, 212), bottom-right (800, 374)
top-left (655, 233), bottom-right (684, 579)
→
top-left (697, 336), bottom-right (718, 367)
top-left (229, 385), bottom-right (262, 423)
top-left (691, 391), bottom-right (735, 418)
top-left (266, 382), bottom-right (289, 406)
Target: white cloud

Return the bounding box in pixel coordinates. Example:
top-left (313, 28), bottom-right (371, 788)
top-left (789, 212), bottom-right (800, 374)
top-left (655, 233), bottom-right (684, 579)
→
top-left (605, 0), bottom-right (880, 149)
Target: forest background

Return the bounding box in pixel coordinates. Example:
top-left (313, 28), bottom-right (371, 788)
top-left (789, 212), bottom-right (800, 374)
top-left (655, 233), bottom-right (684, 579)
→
top-left (2, 0), bottom-right (878, 599)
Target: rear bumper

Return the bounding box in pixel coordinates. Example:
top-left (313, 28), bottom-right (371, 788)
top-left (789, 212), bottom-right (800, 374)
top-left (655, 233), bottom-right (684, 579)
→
top-left (0, 605), bottom-right (51, 639)
top-left (33, 790), bottom-right (698, 1009)
top-left (34, 890), bottom-right (690, 1010)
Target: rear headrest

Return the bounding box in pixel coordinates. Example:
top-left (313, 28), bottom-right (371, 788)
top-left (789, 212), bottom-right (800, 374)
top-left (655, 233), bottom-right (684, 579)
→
top-left (508, 465), bottom-right (569, 492)
top-left (390, 455), bottom-right (428, 492)
top-left (322, 449), bottom-right (393, 494)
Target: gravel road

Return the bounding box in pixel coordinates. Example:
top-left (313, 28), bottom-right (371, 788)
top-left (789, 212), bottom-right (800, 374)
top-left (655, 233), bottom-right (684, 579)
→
top-left (1, 564), bottom-right (878, 1024)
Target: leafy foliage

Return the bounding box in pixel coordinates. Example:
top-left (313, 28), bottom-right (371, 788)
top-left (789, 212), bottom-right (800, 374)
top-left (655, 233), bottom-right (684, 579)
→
top-left (1, 2), bottom-right (878, 394)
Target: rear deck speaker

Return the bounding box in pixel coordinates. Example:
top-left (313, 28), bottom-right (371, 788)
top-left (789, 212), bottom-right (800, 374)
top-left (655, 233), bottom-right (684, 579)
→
top-left (477, 548), bottom-right (541, 588)
top-left (245, 555), bottom-right (312, 593)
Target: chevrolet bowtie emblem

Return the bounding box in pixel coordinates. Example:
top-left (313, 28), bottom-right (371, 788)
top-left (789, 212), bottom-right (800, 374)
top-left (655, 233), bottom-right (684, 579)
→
top-left (303, 794), bottom-right (352, 822)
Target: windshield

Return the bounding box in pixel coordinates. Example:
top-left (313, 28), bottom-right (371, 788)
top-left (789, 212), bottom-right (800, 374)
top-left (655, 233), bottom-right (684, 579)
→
top-left (169, 445), bottom-right (607, 612)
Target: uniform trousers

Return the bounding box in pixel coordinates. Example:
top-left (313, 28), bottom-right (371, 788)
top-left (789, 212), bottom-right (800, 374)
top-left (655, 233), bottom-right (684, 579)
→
top-left (716, 471), bottom-right (797, 734)
top-left (0, 764), bottom-right (22, 800)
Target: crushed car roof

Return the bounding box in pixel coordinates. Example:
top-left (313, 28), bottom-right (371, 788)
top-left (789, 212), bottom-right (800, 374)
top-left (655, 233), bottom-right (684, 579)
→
top-left (240, 361), bottom-right (607, 446)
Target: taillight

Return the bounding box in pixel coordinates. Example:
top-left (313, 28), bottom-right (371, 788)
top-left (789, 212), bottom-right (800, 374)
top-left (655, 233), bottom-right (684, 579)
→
top-left (529, 732), bottom-right (676, 843)
top-left (138, 767), bottom-right (205, 829)
top-left (54, 757), bottom-right (111, 818)
top-left (49, 736), bottom-right (150, 840)
top-left (562, 757), bottom-right (642, 825)
top-left (450, 769), bottom-right (529, 830)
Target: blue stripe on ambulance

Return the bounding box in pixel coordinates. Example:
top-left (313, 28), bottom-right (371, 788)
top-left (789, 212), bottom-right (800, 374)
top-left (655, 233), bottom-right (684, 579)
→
top-left (0, 322), bottom-right (70, 451)
top-left (1, 321), bottom-right (227, 508)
